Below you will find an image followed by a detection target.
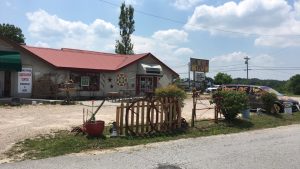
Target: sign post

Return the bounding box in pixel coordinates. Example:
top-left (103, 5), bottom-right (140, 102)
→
top-left (190, 58), bottom-right (209, 89)
top-left (190, 58), bottom-right (209, 127)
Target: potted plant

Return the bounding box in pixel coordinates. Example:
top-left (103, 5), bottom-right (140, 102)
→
top-left (84, 120), bottom-right (105, 137)
top-left (84, 100), bottom-right (105, 137)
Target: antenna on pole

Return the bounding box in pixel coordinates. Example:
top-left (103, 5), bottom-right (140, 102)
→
top-left (244, 56), bottom-right (250, 80)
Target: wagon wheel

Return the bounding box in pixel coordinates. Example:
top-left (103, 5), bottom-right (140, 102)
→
top-left (125, 99), bottom-right (144, 136)
top-left (125, 98), bottom-right (153, 136)
top-left (147, 98), bottom-right (162, 133)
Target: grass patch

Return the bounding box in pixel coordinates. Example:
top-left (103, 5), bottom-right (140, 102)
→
top-left (5, 112), bottom-right (300, 161)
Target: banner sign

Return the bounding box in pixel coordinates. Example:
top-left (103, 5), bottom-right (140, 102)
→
top-left (18, 67), bottom-right (32, 93)
top-left (190, 58), bottom-right (209, 72)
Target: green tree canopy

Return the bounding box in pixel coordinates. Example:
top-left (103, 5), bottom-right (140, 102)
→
top-left (115, 2), bottom-right (135, 55)
top-left (0, 23), bottom-right (25, 43)
top-left (287, 74), bottom-right (300, 95)
top-left (214, 72), bottom-right (233, 85)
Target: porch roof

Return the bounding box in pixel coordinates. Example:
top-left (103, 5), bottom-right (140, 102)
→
top-left (0, 51), bottom-right (22, 71)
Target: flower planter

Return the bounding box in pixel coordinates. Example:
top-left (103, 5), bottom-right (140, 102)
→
top-left (84, 120), bottom-right (105, 137)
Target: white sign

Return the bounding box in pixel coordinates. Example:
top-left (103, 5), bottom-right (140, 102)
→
top-left (195, 72), bottom-right (205, 82)
top-left (18, 68), bottom-right (32, 93)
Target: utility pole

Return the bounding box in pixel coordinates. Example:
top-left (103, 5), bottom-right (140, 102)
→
top-left (188, 62), bottom-right (191, 90)
top-left (244, 56), bottom-right (250, 80)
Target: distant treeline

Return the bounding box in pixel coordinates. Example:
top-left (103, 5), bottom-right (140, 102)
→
top-left (232, 78), bottom-right (287, 93)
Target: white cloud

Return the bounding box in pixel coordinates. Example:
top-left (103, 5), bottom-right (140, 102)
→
top-left (251, 54), bottom-right (275, 67)
top-left (210, 51), bottom-right (246, 63)
top-left (254, 36), bottom-right (300, 47)
top-left (133, 35), bottom-right (193, 64)
top-left (34, 41), bottom-right (50, 48)
top-left (174, 47), bottom-right (194, 56)
top-left (152, 29), bottom-right (188, 44)
top-left (207, 51), bottom-right (278, 79)
top-left (185, 0), bottom-right (300, 47)
top-left (124, 0), bottom-right (137, 6)
top-left (172, 0), bottom-right (201, 10)
top-left (294, 0), bottom-right (300, 19)
top-left (210, 52), bottom-right (275, 67)
top-left (27, 9), bottom-right (118, 51)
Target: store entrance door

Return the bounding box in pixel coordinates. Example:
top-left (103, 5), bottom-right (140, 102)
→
top-left (4, 71), bottom-right (11, 97)
top-left (136, 76), bottom-right (158, 95)
top-left (140, 76), bottom-right (153, 93)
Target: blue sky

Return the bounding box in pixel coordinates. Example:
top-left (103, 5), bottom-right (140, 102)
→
top-left (1, 0), bottom-right (300, 80)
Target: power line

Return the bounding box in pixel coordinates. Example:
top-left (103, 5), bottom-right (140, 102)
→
top-left (251, 68), bottom-right (300, 71)
top-left (98, 0), bottom-right (300, 37)
top-left (210, 66), bottom-right (246, 71)
top-left (210, 63), bottom-right (244, 68)
top-left (251, 65), bottom-right (300, 69)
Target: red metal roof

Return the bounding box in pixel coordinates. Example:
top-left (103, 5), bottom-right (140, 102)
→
top-left (21, 45), bottom-right (148, 71)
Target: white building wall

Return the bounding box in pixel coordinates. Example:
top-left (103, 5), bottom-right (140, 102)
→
top-left (101, 63), bottom-right (138, 96)
top-left (136, 55), bottom-right (174, 87)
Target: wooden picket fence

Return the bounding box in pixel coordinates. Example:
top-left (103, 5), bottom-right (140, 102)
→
top-left (116, 97), bottom-right (182, 136)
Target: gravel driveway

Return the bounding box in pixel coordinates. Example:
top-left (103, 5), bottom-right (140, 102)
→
top-left (0, 97), bottom-right (215, 159)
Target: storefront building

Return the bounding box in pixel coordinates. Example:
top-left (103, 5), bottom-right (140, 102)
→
top-left (0, 37), bottom-right (178, 99)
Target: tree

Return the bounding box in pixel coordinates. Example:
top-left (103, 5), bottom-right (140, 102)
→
top-left (115, 2), bottom-right (135, 55)
top-left (0, 23), bottom-right (25, 43)
top-left (214, 72), bottom-right (232, 85)
top-left (287, 74), bottom-right (300, 95)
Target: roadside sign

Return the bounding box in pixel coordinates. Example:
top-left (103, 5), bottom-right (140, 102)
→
top-left (18, 67), bottom-right (32, 93)
top-left (195, 72), bottom-right (205, 82)
top-left (190, 58), bottom-right (209, 72)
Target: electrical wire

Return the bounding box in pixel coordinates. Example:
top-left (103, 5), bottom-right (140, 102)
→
top-left (98, 0), bottom-right (300, 37)
top-left (210, 63), bottom-right (244, 68)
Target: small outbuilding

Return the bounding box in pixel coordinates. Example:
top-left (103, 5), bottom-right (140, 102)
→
top-left (0, 37), bottom-right (178, 99)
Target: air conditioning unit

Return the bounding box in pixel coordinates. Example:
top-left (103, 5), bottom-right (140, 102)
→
top-left (139, 63), bottom-right (162, 75)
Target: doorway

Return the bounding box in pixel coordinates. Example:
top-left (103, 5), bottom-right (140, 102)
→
top-left (136, 76), bottom-right (158, 95)
top-left (4, 71), bottom-right (11, 97)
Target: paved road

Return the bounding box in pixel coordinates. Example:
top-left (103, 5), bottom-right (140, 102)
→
top-left (1, 125), bottom-right (300, 169)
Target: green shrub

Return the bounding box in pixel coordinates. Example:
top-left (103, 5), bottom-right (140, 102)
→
top-left (261, 92), bottom-right (278, 113)
top-left (211, 90), bottom-right (249, 121)
top-left (155, 85), bottom-right (186, 102)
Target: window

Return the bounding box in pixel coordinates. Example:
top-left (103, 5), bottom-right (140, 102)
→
top-left (81, 76), bottom-right (90, 86)
top-left (70, 72), bottom-right (99, 91)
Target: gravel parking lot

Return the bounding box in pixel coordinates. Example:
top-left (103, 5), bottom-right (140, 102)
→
top-left (0, 97), bottom-right (215, 159)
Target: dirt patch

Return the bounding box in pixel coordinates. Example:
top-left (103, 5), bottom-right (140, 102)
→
top-left (0, 98), bottom-right (215, 160)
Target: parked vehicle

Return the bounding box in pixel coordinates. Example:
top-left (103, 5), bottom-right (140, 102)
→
top-left (219, 84), bottom-right (300, 113)
top-left (205, 85), bottom-right (219, 93)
